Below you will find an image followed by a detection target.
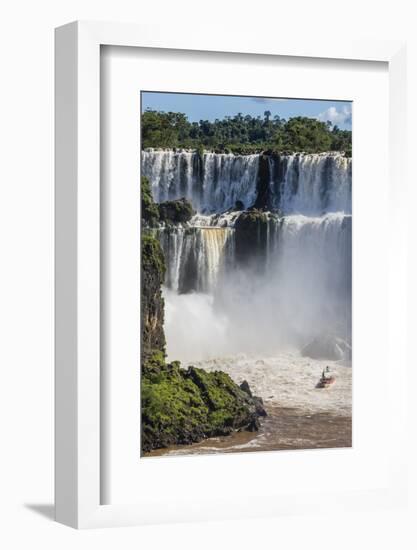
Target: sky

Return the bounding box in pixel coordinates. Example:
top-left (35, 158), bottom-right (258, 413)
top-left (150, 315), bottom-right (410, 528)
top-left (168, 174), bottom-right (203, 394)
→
top-left (141, 92), bottom-right (352, 130)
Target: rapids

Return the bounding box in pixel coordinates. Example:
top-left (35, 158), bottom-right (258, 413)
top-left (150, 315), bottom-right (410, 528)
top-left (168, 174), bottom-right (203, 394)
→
top-left (142, 148), bottom-right (352, 454)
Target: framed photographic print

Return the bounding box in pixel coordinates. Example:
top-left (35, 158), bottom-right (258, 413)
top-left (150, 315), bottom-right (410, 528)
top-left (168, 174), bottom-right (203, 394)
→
top-left (139, 90), bottom-right (353, 458)
top-left (55, 21), bottom-right (407, 528)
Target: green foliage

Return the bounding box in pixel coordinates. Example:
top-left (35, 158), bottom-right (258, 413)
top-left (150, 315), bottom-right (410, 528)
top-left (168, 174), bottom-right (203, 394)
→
top-left (145, 349), bottom-right (166, 371)
top-left (141, 109), bottom-right (352, 154)
top-left (330, 125), bottom-right (352, 156)
top-left (283, 117), bottom-right (331, 152)
top-left (141, 234), bottom-right (166, 358)
top-left (141, 175), bottom-right (194, 227)
top-left (140, 224), bottom-right (267, 453)
top-left (141, 233), bottom-right (166, 281)
top-left (141, 360), bottom-right (264, 452)
top-left (141, 176), bottom-right (159, 226)
top-left (142, 110), bottom-right (190, 149)
top-left (158, 198), bottom-right (195, 225)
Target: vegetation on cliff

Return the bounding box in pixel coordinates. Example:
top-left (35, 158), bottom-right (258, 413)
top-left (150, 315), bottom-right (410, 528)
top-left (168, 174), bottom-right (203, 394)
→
top-left (141, 187), bottom-right (267, 453)
top-left (141, 176), bottom-right (160, 227)
top-left (141, 175), bottom-right (194, 227)
top-left (141, 234), bottom-right (166, 359)
top-left (142, 110), bottom-right (352, 155)
top-left (141, 353), bottom-right (266, 452)
top-left (158, 197), bottom-right (194, 225)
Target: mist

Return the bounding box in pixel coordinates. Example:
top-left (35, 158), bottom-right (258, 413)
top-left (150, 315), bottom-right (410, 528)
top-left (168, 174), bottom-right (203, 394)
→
top-left (163, 212), bottom-right (351, 364)
top-left (146, 150), bottom-right (352, 365)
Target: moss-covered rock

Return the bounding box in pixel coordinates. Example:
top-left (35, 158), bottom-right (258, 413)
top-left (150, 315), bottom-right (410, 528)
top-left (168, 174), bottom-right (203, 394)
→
top-left (141, 205), bottom-right (266, 454)
top-left (158, 197), bottom-right (194, 225)
top-left (141, 174), bottom-right (194, 227)
top-left (141, 234), bottom-right (166, 360)
top-left (141, 176), bottom-right (160, 227)
top-left (141, 357), bottom-right (266, 453)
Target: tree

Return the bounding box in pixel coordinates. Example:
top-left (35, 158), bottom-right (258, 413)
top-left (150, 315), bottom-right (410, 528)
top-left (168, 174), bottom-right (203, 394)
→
top-left (141, 109), bottom-right (351, 154)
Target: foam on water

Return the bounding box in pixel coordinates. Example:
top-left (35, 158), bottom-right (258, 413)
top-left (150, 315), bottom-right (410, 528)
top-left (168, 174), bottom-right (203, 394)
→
top-left (188, 352), bottom-right (352, 417)
top-left (144, 149), bottom-right (352, 456)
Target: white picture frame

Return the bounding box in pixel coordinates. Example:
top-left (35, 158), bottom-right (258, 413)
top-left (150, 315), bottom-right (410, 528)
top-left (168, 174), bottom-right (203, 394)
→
top-left (55, 20), bottom-right (407, 529)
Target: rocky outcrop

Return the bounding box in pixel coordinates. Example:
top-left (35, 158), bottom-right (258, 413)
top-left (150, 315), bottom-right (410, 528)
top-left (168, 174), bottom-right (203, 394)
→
top-left (141, 176), bottom-right (160, 227)
top-left (141, 234), bottom-right (166, 360)
top-left (234, 209), bottom-right (268, 266)
top-left (252, 153), bottom-right (271, 210)
top-left (141, 226), bottom-right (267, 454)
top-left (302, 334), bottom-right (352, 361)
top-left (141, 355), bottom-right (266, 452)
top-left (141, 175), bottom-right (194, 227)
top-left (158, 197), bottom-right (194, 225)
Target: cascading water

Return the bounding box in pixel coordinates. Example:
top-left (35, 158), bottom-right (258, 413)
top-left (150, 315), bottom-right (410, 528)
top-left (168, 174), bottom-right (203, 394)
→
top-left (142, 149), bottom-right (352, 361)
top-left (142, 147), bottom-right (352, 456)
top-left (269, 153), bottom-right (352, 215)
top-left (158, 226), bottom-right (232, 294)
top-left (142, 149), bottom-right (259, 213)
top-left (142, 149), bottom-right (351, 216)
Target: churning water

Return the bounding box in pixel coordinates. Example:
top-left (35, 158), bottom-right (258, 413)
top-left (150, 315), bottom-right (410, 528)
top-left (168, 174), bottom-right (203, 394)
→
top-left (143, 149), bottom-right (352, 454)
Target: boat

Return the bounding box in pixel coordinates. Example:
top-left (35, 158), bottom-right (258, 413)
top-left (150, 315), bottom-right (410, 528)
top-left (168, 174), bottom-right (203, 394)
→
top-left (316, 375), bottom-right (336, 389)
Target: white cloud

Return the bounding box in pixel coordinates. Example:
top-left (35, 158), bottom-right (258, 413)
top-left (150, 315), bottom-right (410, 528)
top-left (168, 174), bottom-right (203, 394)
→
top-left (317, 105), bottom-right (352, 127)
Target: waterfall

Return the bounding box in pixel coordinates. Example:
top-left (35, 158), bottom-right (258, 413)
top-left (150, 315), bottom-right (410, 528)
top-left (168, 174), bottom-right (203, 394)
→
top-left (142, 149), bottom-right (351, 216)
top-left (142, 149), bottom-right (259, 213)
top-left (143, 148), bottom-right (352, 355)
top-left (159, 226), bottom-right (232, 294)
top-left (272, 153), bottom-right (352, 215)
top-left (272, 213), bottom-right (352, 339)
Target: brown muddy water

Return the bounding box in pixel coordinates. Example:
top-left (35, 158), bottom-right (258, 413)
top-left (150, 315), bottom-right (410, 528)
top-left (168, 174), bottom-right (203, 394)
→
top-left (144, 352), bottom-right (352, 458)
top-left (145, 405), bottom-right (352, 457)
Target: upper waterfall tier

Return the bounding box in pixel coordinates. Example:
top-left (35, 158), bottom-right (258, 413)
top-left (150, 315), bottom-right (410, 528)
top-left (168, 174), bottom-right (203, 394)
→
top-left (142, 149), bottom-right (352, 216)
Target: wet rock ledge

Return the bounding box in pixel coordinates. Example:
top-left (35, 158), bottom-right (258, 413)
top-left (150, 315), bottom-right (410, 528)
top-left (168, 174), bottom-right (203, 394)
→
top-left (141, 353), bottom-right (266, 453)
top-left (141, 186), bottom-right (266, 453)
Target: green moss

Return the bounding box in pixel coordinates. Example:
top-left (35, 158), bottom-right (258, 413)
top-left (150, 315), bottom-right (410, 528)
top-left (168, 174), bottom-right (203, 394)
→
top-left (158, 198), bottom-right (194, 225)
top-left (142, 234), bottom-right (165, 281)
top-left (140, 212), bottom-right (267, 454)
top-left (141, 234), bottom-right (166, 360)
top-left (141, 361), bottom-right (266, 453)
top-left (141, 174), bottom-right (194, 226)
top-left (141, 176), bottom-right (160, 227)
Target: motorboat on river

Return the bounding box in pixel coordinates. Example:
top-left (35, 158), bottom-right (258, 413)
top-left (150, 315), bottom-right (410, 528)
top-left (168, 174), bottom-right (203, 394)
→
top-left (316, 366), bottom-right (336, 389)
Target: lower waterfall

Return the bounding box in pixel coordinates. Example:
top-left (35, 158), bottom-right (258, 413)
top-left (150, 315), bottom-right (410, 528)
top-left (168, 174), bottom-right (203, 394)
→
top-left (143, 148), bottom-right (351, 362)
top-left (159, 211), bottom-right (351, 363)
top-left (159, 226), bottom-right (232, 294)
top-left (143, 147), bottom-right (352, 456)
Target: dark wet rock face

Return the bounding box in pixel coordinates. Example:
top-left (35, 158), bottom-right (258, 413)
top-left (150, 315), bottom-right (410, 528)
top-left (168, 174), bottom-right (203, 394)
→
top-left (141, 357), bottom-right (267, 453)
top-left (234, 209), bottom-right (268, 266)
top-left (252, 154), bottom-right (271, 210)
top-left (158, 197), bottom-right (194, 225)
top-left (240, 380), bottom-right (253, 397)
top-left (141, 176), bottom-right (160, 227)
top-left (302, 334), bottom-right (352, 361)
top-left (141, 234), bottom-right (166, 360)
top-left (141, 212), bottom-right (267, 453)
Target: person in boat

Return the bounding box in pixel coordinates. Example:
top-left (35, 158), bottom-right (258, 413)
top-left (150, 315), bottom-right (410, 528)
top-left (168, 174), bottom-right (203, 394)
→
top-left (322, 366), bottom-right (331, 380)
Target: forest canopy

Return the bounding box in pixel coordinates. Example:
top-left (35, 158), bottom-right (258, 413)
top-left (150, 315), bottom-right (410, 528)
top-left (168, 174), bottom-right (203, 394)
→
top-left (141, 109), bottom-right (352, 156)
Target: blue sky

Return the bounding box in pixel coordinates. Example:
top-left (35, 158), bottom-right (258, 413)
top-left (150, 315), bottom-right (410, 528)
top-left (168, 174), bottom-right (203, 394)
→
top-left (141, 92), bottom-right (352, 130)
